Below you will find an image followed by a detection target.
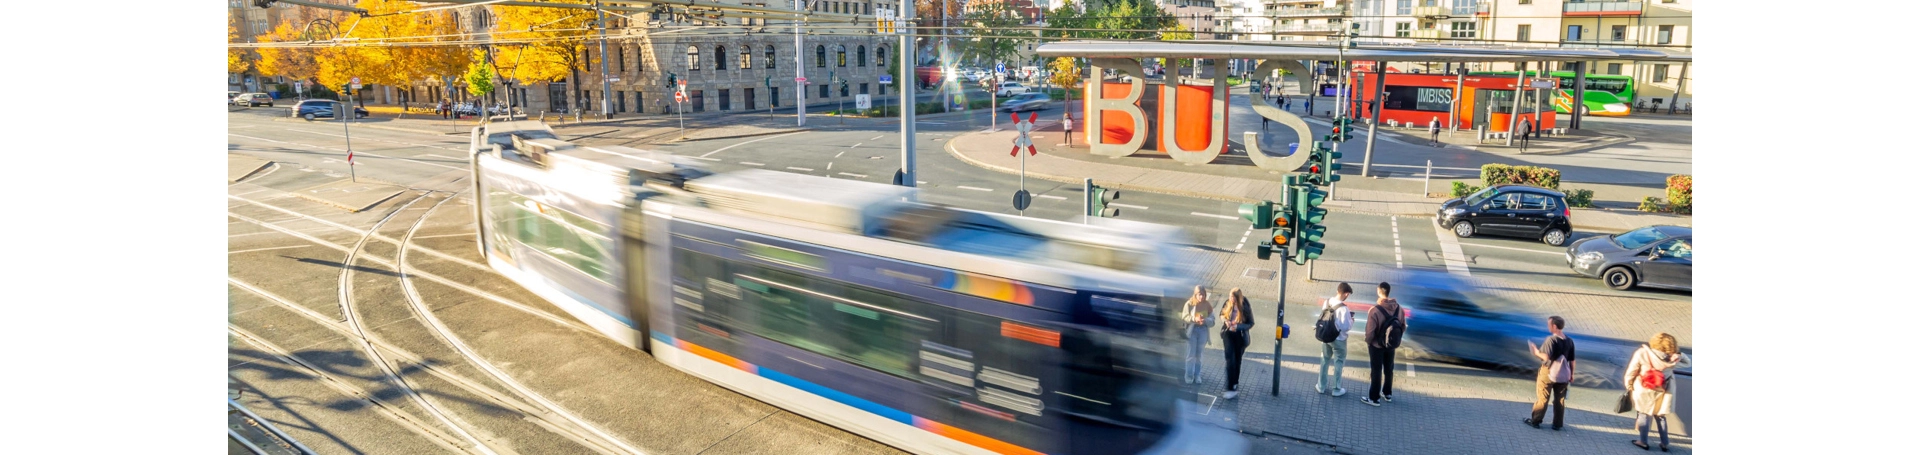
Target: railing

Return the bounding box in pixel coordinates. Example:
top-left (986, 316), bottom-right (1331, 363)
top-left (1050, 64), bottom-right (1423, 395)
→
top-left (1409, 29), bottom-right (1443, 40)
top-left (1272, 23), bottom-right (1344, 33)
top-left (1267, 6), bottom-right (1348, 17)
top-left (1564, 1), bottom-right (1643, 14)
top-left (1411, 5), bottom-right (1448, 17)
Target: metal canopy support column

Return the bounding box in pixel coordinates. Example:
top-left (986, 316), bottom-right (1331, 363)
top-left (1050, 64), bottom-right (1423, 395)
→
top-left (1505, 62), bottom-right (1524, 146)
top-left (1450, 66), bottom-right (1464, 133)
top-left (1572, 62), bottom-right (1587, 130)
top-left (1362, 59), bottom-right (1385, 177)
top-left (1672, 61), bottom-right (1688, 113)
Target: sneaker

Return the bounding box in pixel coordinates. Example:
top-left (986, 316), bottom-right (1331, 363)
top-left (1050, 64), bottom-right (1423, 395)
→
top-left (1330, 387), bottom-right (1347, 397)
top-left (1223, 391), bottom-right (1238, 400)
top-left (1522, 418), bottom-right (1540, 429)
top-left (1315, 384), bottom-right (1325, 394)
top-left (1383, 395), bottom-right (1393, 403)
top-left (1360, 398), bottom-right (1380, 407)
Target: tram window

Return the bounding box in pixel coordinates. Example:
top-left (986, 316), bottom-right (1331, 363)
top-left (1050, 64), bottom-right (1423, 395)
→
top-left (732, 260), bottom-right (935, 379)
top-left (836, 286), bottom-right (938, 377)
top-left (496, 192), bottom-right (616, 282)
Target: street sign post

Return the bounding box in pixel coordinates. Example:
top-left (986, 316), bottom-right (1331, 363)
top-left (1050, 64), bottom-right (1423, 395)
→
top-left (1011, 112), bottom-right (1037, 213)
top-left (879, 75), bottom-right (892, 85)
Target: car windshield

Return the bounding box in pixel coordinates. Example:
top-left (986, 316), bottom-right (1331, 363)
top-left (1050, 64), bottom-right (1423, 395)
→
top-left (1610, 227), bottom-right (1672, 250)
top-left (1461, 187), bottom-right (1499, 206)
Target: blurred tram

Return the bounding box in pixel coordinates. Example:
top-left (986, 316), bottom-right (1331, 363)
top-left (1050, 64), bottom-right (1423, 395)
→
top-left (469, 128), bottom-right (1242, 455)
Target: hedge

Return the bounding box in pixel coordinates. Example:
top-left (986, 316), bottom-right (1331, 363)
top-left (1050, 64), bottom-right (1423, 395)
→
top-left (1563, 189), bottom-right (1595, 208)
top-left (1666, 174), bottom-right (1692, 215)
top-left (1480, 163), bottom-right (1561, 190)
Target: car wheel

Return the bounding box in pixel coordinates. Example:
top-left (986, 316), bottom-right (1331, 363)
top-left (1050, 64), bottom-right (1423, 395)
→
top-left (1603, 266), bottom-right (1637, 290)
top-left (1541, 229), bottom-right (1568, 246)
top-left (1452, 221), bottom-right (1475, 238)
top-left (303, 113), bottom-right (315, 120)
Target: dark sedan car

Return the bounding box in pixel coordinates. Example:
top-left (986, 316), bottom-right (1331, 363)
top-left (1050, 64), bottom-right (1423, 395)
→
top-left (1436, 185), bottom-right (1575, 246)
top-left (1566, 225), bottom-right (1692, 291)
top-left (291, 100), bottom-right (369, 120)
top-left (1387, 272), bottom-right (1644, 388)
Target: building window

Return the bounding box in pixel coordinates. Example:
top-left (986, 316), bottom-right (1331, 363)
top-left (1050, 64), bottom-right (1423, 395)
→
top-left (719, 89), bottom-right (731, 111)
top-left (1519, 0), bottom-right (1530, 4)
top-left (816, 45), bottom-right (826, 68)
top-left (1566, 25), bottom-right (1582, 41)
top-left (1606, 63), bottom-right (1622, 75)
top-left (691, 90), bottom-right (705, 112)
top-left (1450, 21), bottom-right (1476, 39)
top-left (878, 46), bottom-right (887, 67)
top-left (1395, 22), bottom-right (1410, 38)
top-left (617, 90), bottom-right (626, 112)
top-left (1395, 0), bottom-right (1410, 15)
top-left (1652, 64), bottom-right (1669, 83)
top-left (859, 83), bottom-right (869, 95)
top-left (716, 46), bottom-right (727, 70)
top-left (1516, 24), bottom-right (1530, 42)
top-left (619, 47), bottom-right (627, 72)
top-left (740, 46), bottom-right (753, 69)
top-left (1610, 25), bottom-right (1626, 42)
top-left (1658, 25), bottom-right (1673, 45)
top-left (767, 45), bottom-right (777, 69)
top-left (820, 84), bottom-right (830, 98)
top-left (837, 45), bottom-right (847, 67)
top-left (857, 45), bottom-right (867, 67)
top-left (688, 46), bottom-right (700, 71)
top-left (771, 87), bottom-right (780, 107)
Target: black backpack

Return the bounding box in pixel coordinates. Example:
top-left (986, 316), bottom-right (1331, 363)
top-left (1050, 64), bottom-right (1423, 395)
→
top-left (1313, 303), bottom-right (1345, 343)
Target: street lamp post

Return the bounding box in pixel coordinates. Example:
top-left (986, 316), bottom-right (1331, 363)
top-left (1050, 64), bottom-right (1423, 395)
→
top-left (595, 0), bottom-right (614, 119)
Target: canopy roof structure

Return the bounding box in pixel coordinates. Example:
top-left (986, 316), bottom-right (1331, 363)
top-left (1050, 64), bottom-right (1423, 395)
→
top-left (1036, 40), bottom-right (1692, 63)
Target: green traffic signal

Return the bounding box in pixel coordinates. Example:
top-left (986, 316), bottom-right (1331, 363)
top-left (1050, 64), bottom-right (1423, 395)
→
top-left (1088, 184), bottom-right (1121, 218)
top-left (1293, 185), bottom-right (1327, 224)
top-left (1292, 240), bottom-right (1324, 265)
top-left (667, 73), bottom-right (677, 88)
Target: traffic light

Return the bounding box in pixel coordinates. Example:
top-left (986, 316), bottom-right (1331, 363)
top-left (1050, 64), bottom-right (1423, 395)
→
top-left (1324, 116), bottom-right (1355, 142)
top-left (1289, 181), bottom-right (1329, 265)
top-left (666, 73), bottom-right (677, 89)
top-left (1306, 145), bottom-right (1343, 185)
top-left (765, 76), bottom-right (773, 89)
top-left (1086, 180), bottom-right (1120, 218)
top-left (252, 0), bottom-right (275, 8)
top-left (1238, 201), bottom-right (1276, 259)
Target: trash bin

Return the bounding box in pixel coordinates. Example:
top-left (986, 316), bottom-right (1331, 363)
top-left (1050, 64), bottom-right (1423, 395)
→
top-left (1671, 367), bottom-right (1691, 437)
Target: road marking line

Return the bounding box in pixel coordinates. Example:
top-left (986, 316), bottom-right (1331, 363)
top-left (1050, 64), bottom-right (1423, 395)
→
top-left (740, 162), bottom-right (767, 166)
top-left (851, 143), bottom-right (861, 148)
top-left (1110, 203), bottom-right (1148, 210)
top-left (1432, 219), bottom-right (1473, 276)
top-left (683, 156), bottom-right (720, 161)
top-left (837, 172), bottom-right (869, 178)
top-left (870, 136), bottom-right (883, 141)
top-left (834, 151), bottom-right (845, 158)
top-left (957, 186), bottom-right (994, 192)
top-left (701, 131), bottom-right (808, 157)
top-left (1037, 194), bottom-right (1066, 200)
top-left (1235, 243), bottom-right (1245, 251)
top-left (917, 180), bottom-right (928, 185)
top-left (1409, 364), bottom-right (1416, 377)
top-left (229, 245), bottom-right (311, 254)
top-left (787, 166), bottom-right (815, 172)
top-left (1459, 242), bottom-right (1563, 256)
top-left (827, 162), bottom-right (834, 170)
top-left (1393, 239), bottom-right (1400, 246)
top-left (1191, 212), bottom-right (1240, 220)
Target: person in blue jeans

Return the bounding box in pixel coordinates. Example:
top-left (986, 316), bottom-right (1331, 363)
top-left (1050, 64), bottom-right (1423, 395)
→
top-left (1317, 283), bottom-right (1355, 396)
top-left (1180, 286), bottom-right (1213, 385)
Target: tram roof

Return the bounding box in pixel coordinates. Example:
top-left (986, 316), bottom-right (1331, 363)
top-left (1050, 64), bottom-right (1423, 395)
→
top-left (1036, 41), bottom-right (1691, 63)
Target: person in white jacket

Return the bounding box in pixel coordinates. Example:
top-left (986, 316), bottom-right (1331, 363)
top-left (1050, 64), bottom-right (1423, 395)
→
top-left (1316, 283), bottom-right (1356, 397)
top-left (1180, 286), bottom-right (1213, 385)
top-left (1623, 333), bottom-right (1691, 451)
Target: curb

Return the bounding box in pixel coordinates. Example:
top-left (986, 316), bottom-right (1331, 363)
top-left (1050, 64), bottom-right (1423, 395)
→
top-left (231, 160), bottom-right (274, 183)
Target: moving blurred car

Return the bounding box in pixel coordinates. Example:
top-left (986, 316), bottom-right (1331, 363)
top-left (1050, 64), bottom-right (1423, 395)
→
top-left (232, 93), bottom-right (274, 107)
top-left (1566, 225), bottom-right (1692, 291)
top-left (997, 93), bottom-right (1052, 112)
top-left (994, 82), bottom-right (1029, 97)
top-left (1436, 185), bottom-right (1574, 246)
top-left (290, 100), bottom-right (368, 120)
top-left (228, 91), bottom-right (240, 102)
top-left (1387, 271), bottom-right (1646, 388)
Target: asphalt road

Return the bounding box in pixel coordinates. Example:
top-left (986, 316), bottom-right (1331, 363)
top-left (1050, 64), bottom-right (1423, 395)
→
top-left (226, 101), bottom-right (1687, 453)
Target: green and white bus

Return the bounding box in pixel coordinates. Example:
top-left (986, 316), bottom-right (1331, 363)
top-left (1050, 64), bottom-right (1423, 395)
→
top-left (1471, 71), bottom-right (1636, 117)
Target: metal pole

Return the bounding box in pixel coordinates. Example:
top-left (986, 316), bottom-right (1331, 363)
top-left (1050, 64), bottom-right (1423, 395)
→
top-left (1450, 67), bottom-right (1463, 135)
top-left (1673, 62), bottom-right (1689, 114)
top-left (795, 0), bottom-right (806, 127)
top-left (1270, 247), bottom-right (1287, 396)
top-left (343, 87), bottom-right (355, 182)
top-left (1362, 60), bottom-right (1384, 178)
top-left (900, 4), bottom-right (916, 188)
top-left (595, 1), bottom-right (613, 119)
top-left (1082, 178), bottom-right (1092, 224)
top-left (1424, 159), bottom-right (1432, 197)
top-left (1506, 62), bottom-right (1524, 146)
top-left (1571, 62), bottom-right (1586, 130)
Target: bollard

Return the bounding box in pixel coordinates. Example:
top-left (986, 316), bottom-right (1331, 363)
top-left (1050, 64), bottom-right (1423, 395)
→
top-left (1423, 159), bottom-right (1432, 197)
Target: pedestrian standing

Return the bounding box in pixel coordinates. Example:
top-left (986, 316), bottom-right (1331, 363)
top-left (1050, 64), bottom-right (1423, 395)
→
top-left (1218, 288), bottom-right (1254, 399)
top-left (1181, 286), bottom-right (1214, 385)
top-left (1625, 333), bottom-right (1690, 451)
top-left (1524, 315), bottom-right (1577, 430)
top-left (1313, 283), bottom-right (1355, 397)
top-left (1519, 119), bottom-right (1532, 152)
top-left (1360, 282), bottom-right (1406, 406)
top-left (1428, 116), bottom-right (1442, 147)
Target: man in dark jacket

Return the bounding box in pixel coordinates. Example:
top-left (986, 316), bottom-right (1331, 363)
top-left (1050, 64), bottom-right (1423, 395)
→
top-left (1361, 282), bottom-right (1407, 406)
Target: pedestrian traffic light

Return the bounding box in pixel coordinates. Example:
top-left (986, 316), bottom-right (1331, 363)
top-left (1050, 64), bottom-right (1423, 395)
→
top-left (666, 73), bottom-right (677, 89)
top-left (1086, 180), bottom-right (1120, 218)
top-left (765, 76), bottom-right (772, 89)
top-left (1306, 146), bottom-right (1342, 185)
top-left (1289, 182), bottom-right (1329, 265)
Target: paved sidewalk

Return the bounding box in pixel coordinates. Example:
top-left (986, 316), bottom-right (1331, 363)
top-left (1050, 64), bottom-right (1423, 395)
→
top-left (944, 124), bottom-right (1688, 234)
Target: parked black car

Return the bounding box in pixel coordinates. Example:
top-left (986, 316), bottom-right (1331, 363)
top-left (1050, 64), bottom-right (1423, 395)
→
top-left (291, 100), bottom-right (368, 120)
top-left (1566, 225), bottom-right (1692, 291)
top-left (1388, 271), bottom-right (1643, 388)
top-left (1436, 185), bottom-right (1574, 246)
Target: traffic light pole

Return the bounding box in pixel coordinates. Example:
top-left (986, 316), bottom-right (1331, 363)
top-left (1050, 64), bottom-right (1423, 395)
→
top-left (795, 0), bottom-right (806, 127)
top-left (1270, 246), bottom-right (1288, 396)
top-left (595, 0), bottom-right (613, 119)
top-left (899, 9), bottom-right (917, 188)
top-left (1361, 61), bottom-right (1384, 178)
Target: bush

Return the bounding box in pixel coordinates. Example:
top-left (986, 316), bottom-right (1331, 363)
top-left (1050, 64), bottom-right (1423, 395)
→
top-left (1639, 197), bottom-right (1667, 213)
top-left (1480, 163), bottom-right (1561, 189)
top-left (1666, 174), bottom-right (1692, 215)
top-left (1563, 189), bottom-right (1595, 208)
top-left (1450, 181), bottom-right (1481, 198)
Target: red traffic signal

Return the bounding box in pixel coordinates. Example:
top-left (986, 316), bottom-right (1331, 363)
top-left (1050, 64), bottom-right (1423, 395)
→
top-left (1309, 165), bottom-right (1321, 174)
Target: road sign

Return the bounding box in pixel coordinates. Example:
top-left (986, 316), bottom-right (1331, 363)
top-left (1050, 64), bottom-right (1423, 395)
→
top-left (1530, 80), bottom-right (1555, 89)
top-left (1013, 189), bottom-right (1031, 211)
top-left (350, 76), bottom-right (361, 90)
top-left (795, 77), bottom-right (808, 84)
top-left (609, 76), bottom-right (622, 82)
top-left (855, 94), bottom-right (872, 110)
top-left (995, 63), bottom-right (1006, 74)
top-left (879, 75), bottom-right (892, 85)
top-left (293, 81), bottom-right (303, 93)
top-left (1010, 112), bottom-right (1037, 156)
top-left (674, 91), bottom-right (686, 103)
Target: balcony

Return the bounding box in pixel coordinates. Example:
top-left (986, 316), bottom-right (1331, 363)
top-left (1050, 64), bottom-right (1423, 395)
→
top-left (1271, 23), bottom-right (1344, 34)
top-left (1267, 6), bottom-right (1348, 18)
top-left (1476, 3), bottom-right (1492, 16)
top-left (1408, 29), bottom-right (1443, 41)
top-left (1563, 1), bottom-right (1643, 16)
top-left (1412, 6), bottom-right (1449, 18)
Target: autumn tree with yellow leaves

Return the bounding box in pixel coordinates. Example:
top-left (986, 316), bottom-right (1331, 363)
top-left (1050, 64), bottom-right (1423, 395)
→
top-left (490, 0), bottom-right (597, 88)
top-left (229, 16), bottom-right (252, 75)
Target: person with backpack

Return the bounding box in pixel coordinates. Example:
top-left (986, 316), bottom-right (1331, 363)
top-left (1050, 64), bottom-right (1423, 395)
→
top-left (1181, 286), bottom-right (1214, 385)
top-left (1360, 282), bottom-right (1407, 407)
top-left (1217, 288), bottom-right (1254, 399)
top-left (1428, 116), bottom-right (1442, 147)
top-left (1525, 315), bottom-right (1577, 430)
top-left (1624, 333), bottom-right (1690, 451)
top-left (1314, 283), bottom-right (1355, 397)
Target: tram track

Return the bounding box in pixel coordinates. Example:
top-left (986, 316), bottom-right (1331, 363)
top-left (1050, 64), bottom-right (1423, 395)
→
top-left (228, 324), bottom-right (472, 454)
top-left (332, 193), bottom-right (502, 455)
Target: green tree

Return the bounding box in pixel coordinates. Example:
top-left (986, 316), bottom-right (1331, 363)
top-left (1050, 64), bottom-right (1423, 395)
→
top-left (465, 50), bottom-right (496, 97)
top-left (961, 2), bottom-right (1032, 69)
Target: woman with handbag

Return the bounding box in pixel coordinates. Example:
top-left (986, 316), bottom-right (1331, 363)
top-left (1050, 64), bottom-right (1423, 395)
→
top-left (1218, 288), bottom-right (1255, 399)
top-left (1623, 333), bottom-right (1691, 451)
top-left (1181, 286), bottom-right (1213, 385)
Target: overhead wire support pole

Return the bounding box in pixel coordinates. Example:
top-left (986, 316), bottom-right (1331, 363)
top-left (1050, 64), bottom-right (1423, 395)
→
top-left (900, 11), bottom-right (916, 188)
top-left (795, 0), bottom-right (806, 127)
top-left (1506, 62), bottom-right (1524, 147)
top-left (595, 0), bottom-right (613, 119)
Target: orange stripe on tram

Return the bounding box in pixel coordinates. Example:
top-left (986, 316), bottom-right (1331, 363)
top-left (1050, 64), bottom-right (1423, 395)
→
top-left (913, 417), bottom-right (1046, 455)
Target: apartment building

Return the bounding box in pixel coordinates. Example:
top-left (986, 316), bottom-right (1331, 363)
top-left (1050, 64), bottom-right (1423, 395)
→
top-left (1158, 0), bottom-right (1220, 40)
top-left (1262, 0), bottom-right (1350, 42)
